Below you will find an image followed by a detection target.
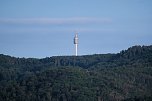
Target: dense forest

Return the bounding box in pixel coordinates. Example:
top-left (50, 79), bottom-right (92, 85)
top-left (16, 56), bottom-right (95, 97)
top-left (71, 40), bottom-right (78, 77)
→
top-left (0, 45), bottom-right (152, 101)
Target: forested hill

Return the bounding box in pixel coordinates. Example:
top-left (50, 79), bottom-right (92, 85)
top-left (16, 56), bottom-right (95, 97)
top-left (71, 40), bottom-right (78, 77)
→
top-left (0, 45), bottom-right (152, 101)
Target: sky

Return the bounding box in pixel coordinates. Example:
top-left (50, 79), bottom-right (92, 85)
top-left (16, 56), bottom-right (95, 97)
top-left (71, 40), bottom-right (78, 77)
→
top-left (0, 0), bottom-right (152, 58)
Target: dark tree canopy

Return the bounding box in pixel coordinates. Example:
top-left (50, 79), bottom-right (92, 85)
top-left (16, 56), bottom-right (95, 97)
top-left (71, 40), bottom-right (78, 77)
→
top-left (0, 45), bottom-right (152, 101)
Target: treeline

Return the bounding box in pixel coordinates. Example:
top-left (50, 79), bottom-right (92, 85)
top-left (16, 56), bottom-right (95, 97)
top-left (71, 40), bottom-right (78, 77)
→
top-left (0, 45), bottom-right (152, 101)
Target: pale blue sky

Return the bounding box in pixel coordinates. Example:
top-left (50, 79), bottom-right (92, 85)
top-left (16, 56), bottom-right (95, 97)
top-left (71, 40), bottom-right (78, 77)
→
top-left (0, 0), bottom-right (152, 58)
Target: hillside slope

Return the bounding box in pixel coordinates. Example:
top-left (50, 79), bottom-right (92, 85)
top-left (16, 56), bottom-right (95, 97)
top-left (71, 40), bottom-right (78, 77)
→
top-left (0, 45), bottom-right (152, 101)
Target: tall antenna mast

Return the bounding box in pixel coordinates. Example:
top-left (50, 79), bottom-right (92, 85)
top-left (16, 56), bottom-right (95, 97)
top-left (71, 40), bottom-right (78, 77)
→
top-left (74, 32), bottom-right (78, 56)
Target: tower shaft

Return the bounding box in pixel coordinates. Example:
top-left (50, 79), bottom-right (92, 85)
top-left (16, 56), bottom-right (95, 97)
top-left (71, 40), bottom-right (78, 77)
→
top-left (75, 43), bottom-right (78, 56)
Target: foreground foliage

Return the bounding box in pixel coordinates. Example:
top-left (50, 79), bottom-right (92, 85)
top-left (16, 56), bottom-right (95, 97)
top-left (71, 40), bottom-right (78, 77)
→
top-left (0, 45), bottom-right (152, 101)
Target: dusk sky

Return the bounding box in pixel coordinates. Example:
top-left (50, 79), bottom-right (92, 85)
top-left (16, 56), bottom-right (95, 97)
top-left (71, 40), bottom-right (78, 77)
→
top-left (0, 0), bottom-right (152, 58)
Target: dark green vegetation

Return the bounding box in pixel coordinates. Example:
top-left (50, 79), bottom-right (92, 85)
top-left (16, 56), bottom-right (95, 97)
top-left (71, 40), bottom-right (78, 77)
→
top-left (0, 45), bottom-right (152, 101)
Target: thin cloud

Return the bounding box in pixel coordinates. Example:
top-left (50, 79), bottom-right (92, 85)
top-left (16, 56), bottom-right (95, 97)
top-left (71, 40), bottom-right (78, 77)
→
top-left (0, 17), bottom-right (112, 25)
top-left (0, 27), bottom-right (116, 35)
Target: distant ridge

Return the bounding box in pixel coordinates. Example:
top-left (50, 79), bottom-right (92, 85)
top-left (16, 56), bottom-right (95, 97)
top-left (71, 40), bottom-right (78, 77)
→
top-left (1, 45), bottom-right (152, 68)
